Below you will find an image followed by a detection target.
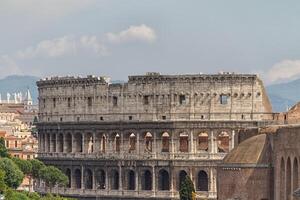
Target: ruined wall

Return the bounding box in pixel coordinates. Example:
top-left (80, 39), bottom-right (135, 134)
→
top-left (37, 73), bottom-right (273, 123)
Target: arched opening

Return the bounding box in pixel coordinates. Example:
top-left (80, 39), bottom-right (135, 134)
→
top-left (101, 135), bottom-right (106, 153)
top-left (57, 133), bottom-right (63, 153)
top-left (84, 169), bottom-right (93, 189)
top-left (145, 132), bottom-right (152, 152)
top-left (129, 133), bottom-right (136, 152)
top-left (198, 132), bottom-right (208, 152)
top-left (65, 168), bottom-right (71, 188)
top-left (158, 169), bottom-right (170, 190)
top-left (115, 134), bottom-right (121, 153)
top-left (95, 169), bottom-right (106, 189)
top-left (217, 131), bottom-right (229, 153)
top-left (162, 132), bottom-right (170, 152)
top-left (50, 134), bottom-right (56, 152)
top-left (286, 157), bottom-right (291, 200)
top-left (179, 170), bottom-right (188, 190)
top-left (65, 133), bottom-right (72, 153)
top-left (74, 169), bottom-right (81, 189)
top-left (74, 133), bottom-right (83, 153)
top-left (111, 170), bottom-right (119, 190)
top-left (280, 158), bottom-right (285, 200)
top-left (127, 170), bottom-right (135, 190)
top-left (179, 133), bottom-right (189, 152)
top-left (197, 170), bottom-right (208, 191)
top-left (294, 158), bottom-right (299, 194)
top-left (142, 170), bottom-right (152, 190)
top-left (85, 133), bottom-right (93, 154)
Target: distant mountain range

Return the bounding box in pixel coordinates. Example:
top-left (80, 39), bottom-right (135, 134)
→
top-left (0, 75), bottom-right (298, 112)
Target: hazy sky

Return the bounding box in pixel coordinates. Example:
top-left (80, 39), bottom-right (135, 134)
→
top-left (1, 0), bottom-right (300, 85)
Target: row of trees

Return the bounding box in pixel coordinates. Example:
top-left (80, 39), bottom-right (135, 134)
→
top-left (0, 138), bottom-right (72, 200)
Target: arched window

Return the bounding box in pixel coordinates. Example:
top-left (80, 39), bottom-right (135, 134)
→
top-left (95, 169), bottom-right (106, 189)
top-left (115, 134), bottom-right (121, 152)
top-left (179, 170), bottom-right (188, 190)
top-left (197, 170), bottom-right (208, 191)
top-left (280, 158), bottom-right (285, 200)
top-left (162, 132), bottom-right (170, 152)
top-left (127, 170), bottom-right (135, 190)
top-left (74, 169), bottom-right (81, 189)
top-left (145, 132), bottom-right (152, 152)
top-left (101, 135), bottom-right (106, 153)
top-left (74, 133), bottom-right (83, 153)
top-left (65, 168), bottom-right (71, 188)
top-left (286, 157), bottom-right (291, 200)
top-left (85, 133), bottom-right (93, 154)
top-left (65, 133), bottom-right (72, 153)
top-left (217, 131), bottom-right (229, 153)
top-left (158, 169), bottom-right (170, 190)
top-left (179, 133), bottom-right (189, 152)
top-left (129, 133), bottom-right (136, 152)
top-left (111, 170), bottom-right (119, 190)
top-left (84, 169), bottom-right (93, 189)
top-left (57, 134), bottom-right (63, 153)
top-left (142, 170), bottom-right (152, 190)
top-left (198, 133), bottom-right (208, 152)
top-left (294, 158), bottom-right (299, 193)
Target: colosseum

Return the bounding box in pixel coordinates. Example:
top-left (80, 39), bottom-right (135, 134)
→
top-left (35, 72), bottom-right (274, 200)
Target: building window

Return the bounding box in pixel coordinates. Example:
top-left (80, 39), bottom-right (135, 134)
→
top-left (197, 170), bottom-right (208, 191)
top-left (100, 116), bottom-right (104, 121)
top-left (145, 132), bottom-right (152, 152)
top-left (53, 98), bottom-right (56, 108)
top-left (198, 133), bottom-right (208, 151)
top-left (179, 133), bottom-right (189, 152)
top-left (87, 97), bottom-right (92, 107)
top-left (129, 116), bottom-right (133, 120)
top-left (162, 116), bottom-right (166, 120)
top-left (15, 141), bottom-right (18, 148)
top-left (60, 117), bottom-right (63, 122)
top-left (43, 99), bottom-right (46, 108)
top-left (113, 96), bottom-right (118, 106)
top-left (67, 97), bottom-right (71, 107)
top-left (115, 134), bottom-right (120, 152)
top-left (77, 117), bottom-right (80, 122)
top-left (217, 131), bottom-right (229, 153)
top-left (220, 94), bottom-right (228, 105)
top-left (144, 95), bottom-right (149, 105)
top-left (129, 133), bottom-right (136, 151)
top-left (162, 132), bottom-right (170, 152)
top-left (179, 95), bottom-right (186, 105)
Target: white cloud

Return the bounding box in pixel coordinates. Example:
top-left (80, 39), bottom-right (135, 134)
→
top-left (266, 60), bottom-right (300, 84)
top-left (107, 24), bottom-right (157, 44)
top-left (17, 35), bottom-right (108, 59)
top-left (0, 55), bottom-right (22, 78)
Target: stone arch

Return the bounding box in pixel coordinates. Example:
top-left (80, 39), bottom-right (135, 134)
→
top-left (65, 133), bottom-right (72, 153)
top-left (162, 132), bottom-right (170, 152)
top-left (101, 134), bottom-right (106, 153)
top-left (57, 133), bottom-right (63, 153)
top-left (74, 169), bottom-right (81, 189)
top-left (158, 169), bottom-right (170, 191)
top-left (198, 132), bottom-right (208, 152)
top-left (110, 169), bottom-right (119, 190)
top-left (217, 131), bottom-right (229, 153)
top-left (127, 170), bottom-right (135, 190)
top-left (95, 169), bottom-right (106, 189)
top-left (197, 170), bottom-right (208, 191)
top-left (178, 170), bottom-right (188, 190)
top-left (294, 158), bottom-right (299, 194)
top-left (65, 168), bottom-right (71, 188)
top-left (115, 133), bottom-right (121, 152)
top-left (85, 133), bottom-right (93, 154)
top-left (286, 157), bottom-right (291, 200)
top-left (84, 168), bottom-right (93, 189)
top-left (145, 132), bottom-right (152, 152)
top-left (74, 133), bottom-right (83, 153)
top-left (179, 133), bottom-right (189, 152)
top-left (141, 169), bottom-right (152, 190)
top-left (280, 157), bottom-right (285, 200)
top-left (129, 133), bottom-right (136, 152)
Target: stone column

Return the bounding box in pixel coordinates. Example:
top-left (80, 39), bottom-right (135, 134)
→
top-left (55, 133), bottom-right (58, 153)
top-left (230, 130), bottom-right (235, 151)
top-left (152, 166), bottom-right (156, 194)
top-left (92, 168), bottom-right (96, 190)
top-left (153, 132), bottom-right (157, 158)
top-left (135, 168), bottom-right (139, 191)
top-left (71, 133), bottom-right (76, 153)
top-left (209, 130), bottom-right (214, 154)
top-left (190, 130), bottom-right (194, 154)
top-left (49, 133), bottom-right (53, 153)
top-left (119, 165), bottom-right (122, 191)
top-left (93, 132), bottom-right (97, 153)
top-left (81, 165), bottom-right (84, 189)
top-left (137, 132), bottom-right (140, 155)
top-left (82, 133), bottom-right (85, 153)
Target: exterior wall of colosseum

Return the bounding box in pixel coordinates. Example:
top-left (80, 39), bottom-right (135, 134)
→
top-left (36, 73), bottom-right (274, 200)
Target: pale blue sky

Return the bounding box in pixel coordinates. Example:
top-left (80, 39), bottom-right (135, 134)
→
top-left (1, 0), bottom-right (300, 84)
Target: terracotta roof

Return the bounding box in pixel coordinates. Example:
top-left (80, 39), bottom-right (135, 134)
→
top-left (223, 134), bottom-right (268, 164)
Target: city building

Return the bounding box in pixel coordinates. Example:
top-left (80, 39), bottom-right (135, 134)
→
top-left (36, 72), bottom-right (274, 200)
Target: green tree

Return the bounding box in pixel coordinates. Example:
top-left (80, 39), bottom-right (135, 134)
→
top-left (0, 138), bottom-right (9, 158)
top-left (12, 158), bottom-right (32, 176)
top-left (30, 159), bottom-right (45, 179)
top-left (179, 175), bottom-right (196, 200)
top-left (0, 158), bottom-right (24, 189)
top-left (39, 166), bottom-right (68, 192)
top-left (0, 169), bottom-right (6, 193)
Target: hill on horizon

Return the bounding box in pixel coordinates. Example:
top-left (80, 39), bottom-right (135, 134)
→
top-left (0, 75), bottom-right (298, 112)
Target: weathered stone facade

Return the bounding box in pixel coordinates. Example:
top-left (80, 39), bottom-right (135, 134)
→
top-left (35, 72), bottom-right (273, 199)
